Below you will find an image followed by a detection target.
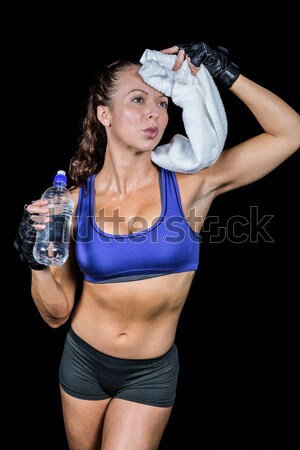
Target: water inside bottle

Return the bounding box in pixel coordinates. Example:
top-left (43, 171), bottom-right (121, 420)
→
top-left (33, 200), bottom-right (73, 266)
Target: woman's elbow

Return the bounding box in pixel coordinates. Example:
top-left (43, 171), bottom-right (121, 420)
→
top-left (42, 313), bottom-right (71, 328)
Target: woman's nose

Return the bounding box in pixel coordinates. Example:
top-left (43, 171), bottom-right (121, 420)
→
top-left (146, 111), bottom-right (159, 120)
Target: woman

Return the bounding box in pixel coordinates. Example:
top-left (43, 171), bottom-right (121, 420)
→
top-left (15, 42), bottom-right (300, 450)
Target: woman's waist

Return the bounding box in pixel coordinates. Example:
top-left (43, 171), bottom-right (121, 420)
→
top-left (70, 319), bottom-right (177, 359)
top-left (70, 296), bottom-right (180, 359)
top-left (70, 273), bottom-right (193, 358)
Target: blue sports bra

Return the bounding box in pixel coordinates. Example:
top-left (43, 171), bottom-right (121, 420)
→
top-left (75, 167), bottom-right (200, 283)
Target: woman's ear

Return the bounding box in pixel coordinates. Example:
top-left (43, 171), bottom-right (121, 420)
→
top-left (97, 105), bottom-right (111, 127)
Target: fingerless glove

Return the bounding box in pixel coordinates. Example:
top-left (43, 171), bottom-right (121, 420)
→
top-left (179, 42), bottom-right (240, 88)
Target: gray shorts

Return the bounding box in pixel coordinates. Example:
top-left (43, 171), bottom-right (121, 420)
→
top-left (59, 328), bottom-right (179, 407)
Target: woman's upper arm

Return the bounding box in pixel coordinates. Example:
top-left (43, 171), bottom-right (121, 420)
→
top-left (205, 131), bottom-right (300, 196)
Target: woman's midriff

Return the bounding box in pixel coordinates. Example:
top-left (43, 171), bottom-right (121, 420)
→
top-left (71, 271), bottom-right (195, 359)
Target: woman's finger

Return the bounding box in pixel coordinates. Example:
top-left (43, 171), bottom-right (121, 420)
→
top-left (172, 49), bottom-right (185, 71)
top-left (186, 56), bottom-right (200, 76)
top-left (161, 45), bottom-right (180, 54)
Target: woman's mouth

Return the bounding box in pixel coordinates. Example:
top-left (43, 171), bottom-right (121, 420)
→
top-left (143, 127), bottom-right (159, 138)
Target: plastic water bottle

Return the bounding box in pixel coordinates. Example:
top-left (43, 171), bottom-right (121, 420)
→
top-left (33, 170), bottom-right (74, 266)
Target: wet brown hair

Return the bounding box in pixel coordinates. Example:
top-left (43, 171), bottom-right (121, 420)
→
top-left (69, 59), bottom-right (140, 187)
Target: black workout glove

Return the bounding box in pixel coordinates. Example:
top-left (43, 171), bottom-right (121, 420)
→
top-left (14, 206), bottom-right (46, 271)
top-left (179, 42), bottom-right (240, 88)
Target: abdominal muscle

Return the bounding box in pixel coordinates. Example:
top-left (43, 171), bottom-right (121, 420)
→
top-left (71, 271), bottom-right (195, 359)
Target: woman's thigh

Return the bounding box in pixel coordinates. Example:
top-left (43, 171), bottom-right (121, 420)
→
top-left (60, 387), bottom-right (111, 450)
top-left (101, 398), bottom-right (173, 450)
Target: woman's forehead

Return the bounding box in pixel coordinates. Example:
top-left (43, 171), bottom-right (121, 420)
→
top-left (115, 66), bottom-right (154, 93)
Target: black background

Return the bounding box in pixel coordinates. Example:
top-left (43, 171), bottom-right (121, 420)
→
top-left (8, 8), bottom-right (299, 450)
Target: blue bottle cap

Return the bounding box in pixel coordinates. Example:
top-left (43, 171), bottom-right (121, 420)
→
top-left (54, 170), bottom-right (67, 185)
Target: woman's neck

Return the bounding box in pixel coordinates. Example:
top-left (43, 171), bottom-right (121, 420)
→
top-left (97, 151), bottom-right (158, 196)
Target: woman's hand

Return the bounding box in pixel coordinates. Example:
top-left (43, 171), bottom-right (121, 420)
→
top-left (161, 46), bottom-right (200, 75)
top-left (162, 42), bottom-right (240, 87)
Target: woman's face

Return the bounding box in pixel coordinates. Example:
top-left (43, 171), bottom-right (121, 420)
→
top-left (104, 65), bottom-right (169, 153)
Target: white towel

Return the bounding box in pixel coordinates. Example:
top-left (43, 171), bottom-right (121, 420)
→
top-left (139, 49), bottom-right (228, 173)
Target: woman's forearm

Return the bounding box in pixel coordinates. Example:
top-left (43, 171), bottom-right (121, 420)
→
top-left (230, 75), bottom-right (300, 146)
top-left (31, 268), bottom-right (73, 327)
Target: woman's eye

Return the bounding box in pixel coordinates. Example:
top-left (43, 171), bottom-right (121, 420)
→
top-left (133, 97), bottom-right (144, 104)
top-left (160, 101), bottom-right (168, 109)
